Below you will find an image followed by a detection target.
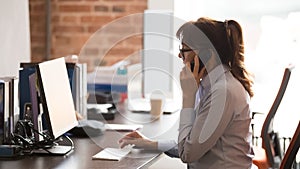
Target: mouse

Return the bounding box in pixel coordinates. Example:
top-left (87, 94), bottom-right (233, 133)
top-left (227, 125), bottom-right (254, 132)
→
top-left (69, 119), bottom-right (105, 137)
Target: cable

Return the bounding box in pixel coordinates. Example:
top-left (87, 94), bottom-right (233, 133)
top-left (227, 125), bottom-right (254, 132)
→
top-left (26, 121), bottom-right (52, 141)
top-left (64, 135), bottom-right (75, 150)
top-left (12, 120), bottom-right (75, 155)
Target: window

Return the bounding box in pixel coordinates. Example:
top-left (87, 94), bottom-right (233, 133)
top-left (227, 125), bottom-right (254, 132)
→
top-left (174, 0), bottom-right (300, 143)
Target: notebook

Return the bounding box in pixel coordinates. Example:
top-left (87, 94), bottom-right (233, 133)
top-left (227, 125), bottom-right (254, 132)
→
top-left (92, 146), bottom-right (133, 161)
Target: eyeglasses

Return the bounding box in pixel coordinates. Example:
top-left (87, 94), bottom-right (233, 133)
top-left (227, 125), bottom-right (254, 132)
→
top-left (179, 46), bottom-right (194, 58)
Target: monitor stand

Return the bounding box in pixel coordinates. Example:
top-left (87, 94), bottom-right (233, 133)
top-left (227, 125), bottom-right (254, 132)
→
top-left (32, 145), bottom-right (73, 155)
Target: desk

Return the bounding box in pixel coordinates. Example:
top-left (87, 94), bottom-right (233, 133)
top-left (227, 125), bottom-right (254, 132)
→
top-left (0, 104), bottom-right (180, 169)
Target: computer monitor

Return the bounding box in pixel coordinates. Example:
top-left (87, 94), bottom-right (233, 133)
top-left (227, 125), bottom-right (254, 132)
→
top-left (142, 10), bottom-right (174, 99)
top-left (127, 10), bottom-right (181, 114)
top-left (35, 58), bottom-right (78, 140)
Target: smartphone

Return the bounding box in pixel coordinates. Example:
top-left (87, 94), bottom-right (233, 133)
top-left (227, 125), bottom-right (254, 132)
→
top-left (190, 49), bottom-right (210, 73)
top-left (190, 57), bottom-right (204, 73)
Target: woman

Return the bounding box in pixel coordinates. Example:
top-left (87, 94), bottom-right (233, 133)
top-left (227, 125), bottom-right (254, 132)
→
top-left (119, 17), bottom-right (255, 169)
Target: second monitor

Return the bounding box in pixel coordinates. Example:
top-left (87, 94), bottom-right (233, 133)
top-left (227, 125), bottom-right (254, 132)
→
top-left (35, 57), bottom-right (78, 140)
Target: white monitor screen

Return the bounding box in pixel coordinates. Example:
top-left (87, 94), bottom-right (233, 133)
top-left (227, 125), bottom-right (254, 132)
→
top-left (37, 58), bottom-right (78, 139)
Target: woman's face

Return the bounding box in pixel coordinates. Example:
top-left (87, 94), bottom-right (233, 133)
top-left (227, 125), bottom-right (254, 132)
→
top-left (178, 43), bottom-right (196, 64)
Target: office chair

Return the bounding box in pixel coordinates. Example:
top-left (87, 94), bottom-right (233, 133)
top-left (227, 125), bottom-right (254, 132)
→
top-left (280, 121), bottom-right (300, 169)
top-left (253, 65), bottom-right (294, 169)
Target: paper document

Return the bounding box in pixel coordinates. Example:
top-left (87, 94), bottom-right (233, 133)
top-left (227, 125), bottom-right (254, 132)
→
top-left (105, 124), bottom-right (143, 131)
top-left (92, 146), bottom-right (132, 161)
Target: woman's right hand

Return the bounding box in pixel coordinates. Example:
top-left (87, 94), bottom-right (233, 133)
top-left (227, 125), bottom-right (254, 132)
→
top-left (118, 131), bottom-right (158, 150)
top-left (190, 55), bottom-right (206, 85)
top-left (180, 56), bottom-right (206, 108)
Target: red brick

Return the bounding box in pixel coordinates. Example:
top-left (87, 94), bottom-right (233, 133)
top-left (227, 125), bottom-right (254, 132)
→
top-left (81, 15), bottom-right (113, 24)
top-left (52, 46), bottom-right (78, 58)
top-left (58, 0), bottom-right (81, 1)
top-left (69, 35), bottom-right (90, 47)
top-left (52, 15), bottom-right (60, 23)
top-left (87, 25), bottom-right (103, 33)
top-left (62, 15), bottom-right (78, 23)
top-left (31, 55), bottom-right (45, 63)
top-left (54, 35), bottom-right (71, 44)
top-left (51, 3), bottom-right (59, 13)
top-left (29, 1), bottom-right (45, 12)
top-left (30, 14), bottom-right (46, 23)
top-left (53, 25), bottom-right (84, 33)
top-left (112, 5), bottom-right (126, 13)
top-left (123, 35), bottom-right (142, 46)
top-left (127, 4), bottom-right (147, 13)
top-left (107, 46), bottom-right (136, 56)
top-left (104, 0), bottom-right (133, 2)
top-left (30, 25), bottom-right (46, 34)
top-left (31, 35), bottom-right (46, 43)
top-left (94, 5), bottom-right (110, 12)
top-left (59, 5), bottom-right (91, 13)
top-left (107, 25), bottom-right (136, 35)
top-left (31, 3), bottom-right (46, 13)
top-left (31, 47), bottom-right (46, 57)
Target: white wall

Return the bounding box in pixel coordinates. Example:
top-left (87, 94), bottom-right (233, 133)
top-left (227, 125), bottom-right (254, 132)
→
top-left (0, 0), bottom-right (31, 77)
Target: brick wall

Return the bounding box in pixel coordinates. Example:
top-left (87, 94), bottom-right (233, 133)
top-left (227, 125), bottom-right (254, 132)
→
top-left (29, 0), bottom-right (147, 71)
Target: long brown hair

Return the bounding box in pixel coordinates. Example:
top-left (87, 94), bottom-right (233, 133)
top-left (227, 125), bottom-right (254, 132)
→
top-left (177, 17), bottom-right (254, 97)
top-left (225, 19), bottom-right (254, 97)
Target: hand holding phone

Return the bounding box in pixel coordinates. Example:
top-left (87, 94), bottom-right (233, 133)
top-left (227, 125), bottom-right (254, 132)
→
top-left (190, 49), bottom-right (211, 73)
top-left (190, 57), bottom-right (203, 73)
top-left (189, 52), bottom-right (210, 85)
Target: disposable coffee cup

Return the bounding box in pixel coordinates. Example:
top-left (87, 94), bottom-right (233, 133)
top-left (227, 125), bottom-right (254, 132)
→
top-left (150, 98), bottom-right (163, 120)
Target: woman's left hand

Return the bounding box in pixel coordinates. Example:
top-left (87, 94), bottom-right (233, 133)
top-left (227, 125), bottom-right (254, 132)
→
top-left (118, 131), bottom-right (157, 150)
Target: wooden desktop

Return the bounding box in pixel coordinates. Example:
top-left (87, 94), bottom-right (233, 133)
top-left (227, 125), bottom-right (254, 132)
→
top-left (0, 104), bottom-right (180, 169)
